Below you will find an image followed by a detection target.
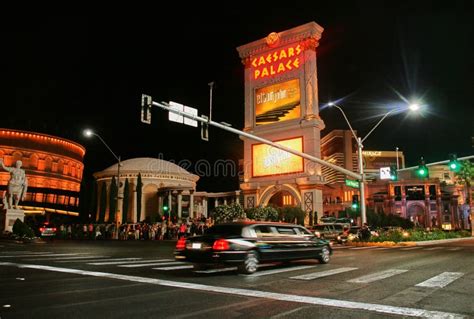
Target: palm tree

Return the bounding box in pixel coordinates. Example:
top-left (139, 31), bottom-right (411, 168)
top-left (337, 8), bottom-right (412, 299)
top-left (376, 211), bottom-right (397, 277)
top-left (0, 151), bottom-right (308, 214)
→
top-left (136, 173), bottom-right (143, 223)
top-left (122, 178), bottom-right (129, 223)
top-left (455, 160), bottom-right (473, 234)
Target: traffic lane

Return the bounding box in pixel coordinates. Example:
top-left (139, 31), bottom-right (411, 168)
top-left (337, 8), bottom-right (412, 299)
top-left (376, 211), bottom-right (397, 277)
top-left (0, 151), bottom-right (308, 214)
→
top-left (0, 265), bottom-right (330, 319)
top-left (0, 262), bottom-right (466, 319)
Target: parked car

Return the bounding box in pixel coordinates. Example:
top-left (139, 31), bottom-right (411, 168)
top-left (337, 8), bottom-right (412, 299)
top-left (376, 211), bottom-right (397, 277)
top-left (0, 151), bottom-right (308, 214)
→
top-left (311, 223), bottom-right (350, 243)
top-left (39, 223), bottom-right (57, 238)
top-left (174, 221), bottom-right (332, 274)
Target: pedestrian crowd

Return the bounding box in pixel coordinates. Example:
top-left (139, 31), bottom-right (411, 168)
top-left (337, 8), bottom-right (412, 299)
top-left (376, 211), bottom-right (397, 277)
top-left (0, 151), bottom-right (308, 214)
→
top-left (51, 217), bottom-right (214, 241)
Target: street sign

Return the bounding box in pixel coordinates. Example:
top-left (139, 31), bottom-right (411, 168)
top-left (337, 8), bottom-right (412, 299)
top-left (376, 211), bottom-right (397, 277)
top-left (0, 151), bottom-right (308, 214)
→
top-left (141, 94), bottom-right (152, 124)
top-left (168, 101), bottom-right (198, 127)
top-left (380, 166), bottom-right (391, 180)
top-left (345, 179), bottom-right (359, 188)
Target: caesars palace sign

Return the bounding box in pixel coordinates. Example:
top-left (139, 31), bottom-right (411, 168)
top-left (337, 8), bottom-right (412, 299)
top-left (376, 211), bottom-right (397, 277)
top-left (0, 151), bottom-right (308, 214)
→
top-left (251, 44), bottom-right (303, 80)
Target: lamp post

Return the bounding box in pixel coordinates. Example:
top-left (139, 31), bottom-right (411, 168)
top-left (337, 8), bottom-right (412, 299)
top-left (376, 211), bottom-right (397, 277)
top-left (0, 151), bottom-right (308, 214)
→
top-left (327, 102), bottom-right (419, 225)
top-left (84, 129), bottom-right (121, 225)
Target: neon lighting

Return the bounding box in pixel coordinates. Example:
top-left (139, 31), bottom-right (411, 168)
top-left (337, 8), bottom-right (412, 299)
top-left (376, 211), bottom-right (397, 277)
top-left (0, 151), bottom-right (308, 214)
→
top-left (251, 44), bottom-right (303, 80)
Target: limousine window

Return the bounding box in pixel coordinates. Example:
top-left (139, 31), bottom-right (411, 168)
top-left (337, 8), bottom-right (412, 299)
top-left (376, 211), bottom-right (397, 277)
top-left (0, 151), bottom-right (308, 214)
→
top-left (205, 225), bottom-right (242, 236)
top-left (276, 226), bottom-right (298, 235)
top-left (254, 225), bottom-right (275, 236)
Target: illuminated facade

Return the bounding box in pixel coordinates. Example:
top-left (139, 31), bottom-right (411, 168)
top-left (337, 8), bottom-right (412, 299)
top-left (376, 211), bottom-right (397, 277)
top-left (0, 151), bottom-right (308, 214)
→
top-left (238, 22), bottom-right (326, 219)
top-left (94, 157), bottom-right (240, 222)
top-left (0, 129), bottom-right (85, 216)
top-left (320, 129), bottom-right (463, 229)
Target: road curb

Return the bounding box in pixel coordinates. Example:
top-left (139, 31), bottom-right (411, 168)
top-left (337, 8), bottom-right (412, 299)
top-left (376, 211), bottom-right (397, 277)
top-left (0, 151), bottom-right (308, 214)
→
top-left (414, 237), bottom-right (474, 246)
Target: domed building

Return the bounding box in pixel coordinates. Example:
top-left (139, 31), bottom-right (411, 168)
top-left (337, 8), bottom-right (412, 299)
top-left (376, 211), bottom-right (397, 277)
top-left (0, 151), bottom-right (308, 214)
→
top-left (94, 157), bottom-right (242, 223)
top-left (94, 157), bottom-right (200, 222)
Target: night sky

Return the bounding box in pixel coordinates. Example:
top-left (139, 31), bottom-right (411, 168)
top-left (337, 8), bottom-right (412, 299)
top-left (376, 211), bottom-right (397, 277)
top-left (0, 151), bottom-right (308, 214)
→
top-left (1, 2), bottom-right (473, 191)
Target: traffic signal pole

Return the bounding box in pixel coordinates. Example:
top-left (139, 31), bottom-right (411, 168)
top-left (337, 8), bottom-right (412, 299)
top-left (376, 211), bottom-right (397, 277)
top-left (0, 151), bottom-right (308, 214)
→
top-left (397, 155), bottom-right (474, 172)
top-left (145, 98), bottom-right (363, 181)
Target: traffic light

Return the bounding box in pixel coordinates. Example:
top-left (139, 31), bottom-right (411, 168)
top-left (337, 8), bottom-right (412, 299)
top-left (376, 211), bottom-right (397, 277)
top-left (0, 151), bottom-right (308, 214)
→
top-left (416, 157), bottom-right (429, 178)
top-left (201, 115), bottom-right (209, 141)
top-left (163, 204), bottom-right (169, 212)
top-left (141, 94), bottom-right (152, 124)
top-left (448, 153), bottom-right (460, 172)
top-left (390, 165), bottom-right (398, 181)
top-left (351, 194), bottom-right (359, 209)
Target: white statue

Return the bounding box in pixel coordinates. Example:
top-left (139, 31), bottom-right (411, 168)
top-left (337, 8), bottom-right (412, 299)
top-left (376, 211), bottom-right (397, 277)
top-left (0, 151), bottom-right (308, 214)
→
top-left (0, 159), bottom-right (28, 209)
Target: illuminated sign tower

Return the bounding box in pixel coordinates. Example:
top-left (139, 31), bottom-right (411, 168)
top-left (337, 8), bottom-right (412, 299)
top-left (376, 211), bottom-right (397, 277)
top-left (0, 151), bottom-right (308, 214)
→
top-left (237, 22), bottom-right (325, 219)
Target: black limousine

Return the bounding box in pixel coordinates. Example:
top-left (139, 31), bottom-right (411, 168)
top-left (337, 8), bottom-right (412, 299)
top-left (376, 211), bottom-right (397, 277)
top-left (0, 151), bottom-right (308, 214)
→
top-left (174, 221), bottom-right (332, 274)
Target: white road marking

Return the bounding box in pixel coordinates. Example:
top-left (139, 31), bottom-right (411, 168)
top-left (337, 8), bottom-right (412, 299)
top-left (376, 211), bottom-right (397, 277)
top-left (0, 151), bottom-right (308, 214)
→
top-left (57, 257), bottom-right (142, 263)
top-left (348, 269), bottom-right (408, 283)
top-left (447, 247), bottom-right (462, 251)
top-left (400, 247), bottom-right (422, 251)
top-left (152, 265), bottom-right (194, 270)
top-left (87, 259), bottom-right (155, 265)
top-left (244, 265), bottom-right (318, 277)
top-left (415, 272), bottom-right (464, 288)
top-left (194, 267), bottom-right (238, 274)
top-left (291, 267), bottom-right (358, 280)
top-left (0, 262), bottom-right (464, 319)
top-left (424, 247), bottom-right (445, 251)
top-left (0, 253), bottom-right (80, 258)
top-left (25, 255), bottom-right (108, 261)
top-left (118, 261), bottom-right (179, 268)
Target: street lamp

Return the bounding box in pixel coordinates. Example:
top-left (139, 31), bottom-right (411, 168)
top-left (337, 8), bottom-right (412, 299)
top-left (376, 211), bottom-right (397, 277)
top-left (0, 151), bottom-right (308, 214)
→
top-left (83, 129), bottom-right (121, 224)
top-left (327, 102), bottom-right (419, 225)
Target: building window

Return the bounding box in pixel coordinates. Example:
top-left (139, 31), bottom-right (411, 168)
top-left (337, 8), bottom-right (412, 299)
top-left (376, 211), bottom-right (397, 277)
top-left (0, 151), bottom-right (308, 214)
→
top-left (430, 203), bottom-right (437, 211)
top-left (429, 185), bottom-right (436, 200)
top-left (394, 186), bottom-right (401, 201)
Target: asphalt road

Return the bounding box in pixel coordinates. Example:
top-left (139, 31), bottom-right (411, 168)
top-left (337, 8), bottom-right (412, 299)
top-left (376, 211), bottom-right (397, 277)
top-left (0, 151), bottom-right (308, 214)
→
top-left (1, 238), bottom-right (474, 319)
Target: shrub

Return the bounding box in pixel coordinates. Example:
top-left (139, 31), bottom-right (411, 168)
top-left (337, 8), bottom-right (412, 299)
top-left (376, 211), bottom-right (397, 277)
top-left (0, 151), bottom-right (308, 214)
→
top-left (246, 206), bottom-right (279, 221)
top-left (12, 219), bottom-right (35, 238)
top-left (278, 206), bottom-right (305, 225)
top-left (213, 203), bottom-right (246, 223)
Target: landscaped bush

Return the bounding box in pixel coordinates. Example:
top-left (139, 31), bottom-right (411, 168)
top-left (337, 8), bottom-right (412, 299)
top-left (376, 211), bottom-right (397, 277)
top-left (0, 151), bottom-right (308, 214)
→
top-left (213, 203), bottom-right (246, 223)
top-left (246, 206), bottom-right (279, 221)
top-left (366, 229), bottom-right (471, 243)
top-left (12, 218), bottom-right (35, 238)
top-left (278, 206), bottom-right (305, 225)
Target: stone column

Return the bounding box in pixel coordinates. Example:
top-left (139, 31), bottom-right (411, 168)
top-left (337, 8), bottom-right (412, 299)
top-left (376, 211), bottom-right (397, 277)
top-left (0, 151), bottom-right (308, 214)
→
top-left (235, 191), bottom-right (240, 205)
top-left (189, 191), bottom-right (194, 219)
top-left (203, 198), bottom-right (208, 217)
top-left (223, 198), bottom-right (227, 205)
top-left (177, 191), bottom-right (183, 219)
top-left (168, 191), bottom-right (172, 214)
top-left (158, 194), bottom-right (163, 215)
top-left (215, 198), bottom-right (218, 208)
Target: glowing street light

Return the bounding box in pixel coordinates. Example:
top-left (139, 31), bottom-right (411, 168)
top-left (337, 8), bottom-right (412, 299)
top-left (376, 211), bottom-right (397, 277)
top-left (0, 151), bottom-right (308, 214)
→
top-left (326, 101), bottom-right (420, 225)
top-left (83, 129), bottom-right (121, 224)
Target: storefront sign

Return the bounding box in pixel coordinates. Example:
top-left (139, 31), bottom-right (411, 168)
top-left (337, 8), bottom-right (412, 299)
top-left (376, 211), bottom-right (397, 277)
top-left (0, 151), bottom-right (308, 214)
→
top-left (252, 137), bottom-right (303, 177)
top-left (251, 44), bottom-right (303, 80)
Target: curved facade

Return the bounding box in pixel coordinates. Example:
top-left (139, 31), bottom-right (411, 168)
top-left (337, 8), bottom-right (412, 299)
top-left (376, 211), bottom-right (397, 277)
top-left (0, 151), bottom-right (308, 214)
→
top-left (0, 128), bottom-right (85, 215)
top-left (94, 157), bottom-right (200, 223)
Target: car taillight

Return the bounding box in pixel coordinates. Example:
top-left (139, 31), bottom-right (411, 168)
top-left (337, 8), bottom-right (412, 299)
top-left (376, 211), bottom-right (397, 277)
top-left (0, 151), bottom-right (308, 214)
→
top-left (40, 228), bottom-right (45, 232)
top-left (212, 239), bottom-right (230, 251)
top-left (176, 238), bottom-right (186, 250)
top-left (52, 228), bottom-right (57, 232)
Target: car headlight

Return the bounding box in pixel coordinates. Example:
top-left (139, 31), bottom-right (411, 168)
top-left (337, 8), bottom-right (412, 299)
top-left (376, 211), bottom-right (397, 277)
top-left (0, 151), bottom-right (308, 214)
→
top-left (315, 231), bottom-right (321, 238)
top-left (337, 235), bottom-right (341, 240)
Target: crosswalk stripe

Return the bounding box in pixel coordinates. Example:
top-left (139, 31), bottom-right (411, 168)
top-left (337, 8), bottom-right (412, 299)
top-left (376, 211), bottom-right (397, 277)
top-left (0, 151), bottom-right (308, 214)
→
top-left (58, 257), bottom-right (141, 263)
top-left (87, 258), bottom-right (146, 265)
top-left (1, 251), bottom-right (51, 254)
top-left (447, 247), bottom-right (462, 251)
top-left (118, 261), bottom-right (179, 268)
top-left (348, 269), bottom-right (408, 283)
top-left (26, 255), bottom-right (108, 261)
top-left (424, 247), bottom-right (445, 251)
top-left (291, 267), bottom-right (358, 280)
top-left (152, 265), bottom-right (194, 270)
top-left (400, 247), bottom-right (422, 251)
top-left (416, 272), bottom-right (464, 288)
top-left (194, 267), bottom-right (238, 274)
top-left (1, 253), bottom-right (80, 258)
top-left (244, 265), bottom-right (318, 277)
top-left (331, 246), bottom-right (349, 250)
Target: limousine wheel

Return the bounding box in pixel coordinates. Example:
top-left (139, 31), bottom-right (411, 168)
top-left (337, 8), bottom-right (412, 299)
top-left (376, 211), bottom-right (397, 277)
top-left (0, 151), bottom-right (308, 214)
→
top-left (318, 246), bottom-right (331, 264)
top-left (238, 251), bottom-right (259, 274)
